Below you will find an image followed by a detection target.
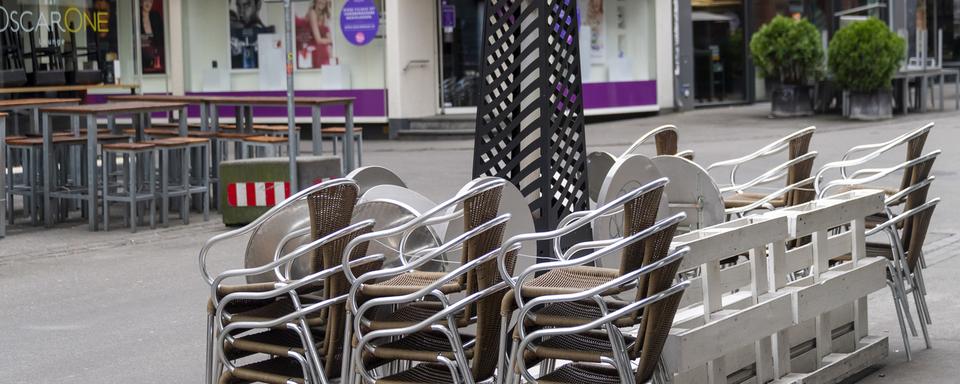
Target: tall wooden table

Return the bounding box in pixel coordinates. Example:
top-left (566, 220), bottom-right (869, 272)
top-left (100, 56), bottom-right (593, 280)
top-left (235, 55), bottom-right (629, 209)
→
top-left (203, 96), bottom-right (358, 184)
top-left (38, 102), bottom-right (189, 230)
top-left (107, 94), bottom-right (214, 131)
top-left (0, 98), bottom-right (82, 135)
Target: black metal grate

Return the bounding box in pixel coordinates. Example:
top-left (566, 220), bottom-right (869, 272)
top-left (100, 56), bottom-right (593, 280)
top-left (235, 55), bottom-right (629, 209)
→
top-left (472, 0), bottom-right (589, 258)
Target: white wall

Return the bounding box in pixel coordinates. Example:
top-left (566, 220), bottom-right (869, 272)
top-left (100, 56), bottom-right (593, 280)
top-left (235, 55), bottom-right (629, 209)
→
top-left (385, 0), bottom-right (438, 119)
top-left (183, 0), bottom-right (386, 93)
top-left (655, 0), bottom-right (675, 110)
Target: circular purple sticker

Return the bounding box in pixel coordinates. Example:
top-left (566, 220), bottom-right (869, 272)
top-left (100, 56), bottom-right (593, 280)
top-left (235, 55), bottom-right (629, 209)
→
top-left (340, 0), bottom-right (380, 46)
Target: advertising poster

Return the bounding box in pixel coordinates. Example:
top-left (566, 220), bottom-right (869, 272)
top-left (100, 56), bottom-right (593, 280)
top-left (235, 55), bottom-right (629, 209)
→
top-left (295, 0), bottom-right (335, 69)
top-left (141, 0), bottom-right (165, 74)
top-left (340, 0), bottom-right (379, 46)
top-left (229, 0), bottom-right (276, 69)
top-left (587, 0), bottom-right (604, 60)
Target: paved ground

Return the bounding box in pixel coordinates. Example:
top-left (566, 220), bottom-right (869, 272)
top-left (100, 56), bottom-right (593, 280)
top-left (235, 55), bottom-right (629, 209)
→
top-left (2, 102), bottom-right (958, 382)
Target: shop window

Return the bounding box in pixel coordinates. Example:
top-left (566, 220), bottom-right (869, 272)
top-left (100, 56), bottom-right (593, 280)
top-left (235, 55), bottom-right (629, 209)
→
top-left (579, 0), bottom-right (656, 84)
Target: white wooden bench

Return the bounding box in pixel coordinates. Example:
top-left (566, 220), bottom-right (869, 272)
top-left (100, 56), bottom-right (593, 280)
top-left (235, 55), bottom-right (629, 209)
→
top-left (661, 190), bottom-right (888, 384)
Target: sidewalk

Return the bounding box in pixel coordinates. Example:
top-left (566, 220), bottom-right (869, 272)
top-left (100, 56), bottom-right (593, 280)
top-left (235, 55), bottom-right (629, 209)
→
top-left (1, 103), bottom-right (957, 382)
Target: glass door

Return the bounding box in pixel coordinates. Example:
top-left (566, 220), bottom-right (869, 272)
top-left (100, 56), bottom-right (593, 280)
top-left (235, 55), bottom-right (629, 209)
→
top-left (692, 0), bottom-right (748, 105)
top-left (439, 0), bottom-right (483, 113)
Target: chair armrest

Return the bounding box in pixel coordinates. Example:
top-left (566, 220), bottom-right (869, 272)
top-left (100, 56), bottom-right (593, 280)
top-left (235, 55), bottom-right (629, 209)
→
top-left (348, 215), bottom-right (512, 314)
top-left (341, 178), bottom-right (508, 285)
top-left (216, 253), bottom-right (384, 323)
top-left (199, 178), bottom-right (356, 284)
top-left (498, 178), bottom-right (670, 288)
top-left (510, 213), bottom-right (686, 311)
top-left (866, 198), bottom-right (940, 237)
top-left (515, 280), bottom-right (691, 384)
top-left (211, 220), bottom-right (375, 306)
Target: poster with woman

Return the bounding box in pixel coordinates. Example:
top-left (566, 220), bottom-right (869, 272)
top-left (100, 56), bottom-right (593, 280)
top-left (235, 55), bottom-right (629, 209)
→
top-left (229, 0), bottom-right (276, 69)
top-left (295, 0), bottom-right (335, 69)
top-left (587, 0), bottom-right (605, 60)
top-left (141, 0), bottom-right (165, 74)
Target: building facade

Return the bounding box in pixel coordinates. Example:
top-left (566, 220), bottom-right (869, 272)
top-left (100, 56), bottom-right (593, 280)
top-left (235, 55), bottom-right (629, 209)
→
top-left (10, 1), bottom-right (944, 130)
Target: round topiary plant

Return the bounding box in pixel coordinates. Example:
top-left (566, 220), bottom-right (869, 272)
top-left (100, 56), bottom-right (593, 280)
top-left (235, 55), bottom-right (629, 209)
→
top-left (750, 15), bottom-right (824, 85)
top-left (829, 18), bottom-right (905, 92)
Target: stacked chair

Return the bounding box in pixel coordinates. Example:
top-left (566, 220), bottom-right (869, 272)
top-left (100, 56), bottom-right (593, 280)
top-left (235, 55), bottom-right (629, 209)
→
top-left (342, 178), bottom-right (510, 384)
top-left (707, 126), bottom-right (818, 218)
top-left (815, 123), bottom-right (939, 361)
top-left (499, 178), bottom-right (689, 384)
top-left (201, 179), bottom-right (363, 383)
top-left (200, 175), bottom-right (695, 383)
top-left (199, 119), bottom-right (944, 383)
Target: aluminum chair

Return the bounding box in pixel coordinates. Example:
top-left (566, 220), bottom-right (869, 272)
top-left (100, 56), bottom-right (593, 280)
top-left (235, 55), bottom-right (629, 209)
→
top-left (492, 178), bottom-right (672, 384)
top-left (348, 215), bottom-right (514, 384)
top-left (514, 278), bottom-right (690, 384)
top-left (200, 179), bottom-right (361, 384)
top-left (866, 198), bottom-right (939, 361)
top-left (820, 150), bottom-right (940, 361)
top-left (814, 122), bottom-right (933, 199)
top-left (707, 126), bottom-right (816, 212)
top-left (621, 125), bottom-right (694, 160)
top-left (499, 212), bottom-right (686, 384)
top-left (338, 178), bottom-right (509, 383)
top-left (214, 220), bottom-right (380, 384)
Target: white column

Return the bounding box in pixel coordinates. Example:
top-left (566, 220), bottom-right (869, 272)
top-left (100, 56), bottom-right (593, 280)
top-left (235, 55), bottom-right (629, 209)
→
top-left (385, 0), bottom-right (439, 121)
top-left (167, 0), bottom-right (186, 95)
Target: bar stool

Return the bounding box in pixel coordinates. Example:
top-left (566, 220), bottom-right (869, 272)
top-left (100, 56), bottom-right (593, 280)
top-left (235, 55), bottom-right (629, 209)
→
top-left (216, 132), bottom-right (256, 161)
top-left (139, 128), bottom-right (222, 211)
top-left (4, 135), bottom-right (38, 225)
top-left (7, 135), bottom-right (88, 224)
top-left (241, 135), bottom-right (294, 158)
top-left (150, 137), bottom-right (211, 225)
top-left (322, 126), bottom-right (363, 166)
top-left (101, 142), bottom-right (157, 232)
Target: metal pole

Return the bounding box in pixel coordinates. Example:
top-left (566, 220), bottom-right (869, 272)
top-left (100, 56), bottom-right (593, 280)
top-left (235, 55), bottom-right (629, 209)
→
top-left (284, 0), bottom-right (299, 192)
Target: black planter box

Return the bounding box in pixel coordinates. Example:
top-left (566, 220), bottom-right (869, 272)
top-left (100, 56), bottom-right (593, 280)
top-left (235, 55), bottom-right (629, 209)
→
top-left (770, 84), bottom-right (815, 117)
top-left (848, 90), bottom-right (893, 120)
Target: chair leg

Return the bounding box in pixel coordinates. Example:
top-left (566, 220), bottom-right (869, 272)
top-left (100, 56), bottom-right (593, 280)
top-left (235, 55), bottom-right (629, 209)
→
top-left (182, 149), bottom-right (190, 225)
top-left (148, 151), bottom-right (156, 229)
top-left (202, 145), bottom-right (210, 222)
top-left (129, 153), bottom-right (138, 233)
top-left (205, 313), bottom-right (216, 384)
top-left (913, 284), bottom-right (932, 349)
top-left (357, 133), bottom-right (363, 166)
top-left (102, 151), bottom-right (110, 231)
top-left (889, 278), bottom-right (914, 361)
top-left (161, 149), bottom-right (169, 226)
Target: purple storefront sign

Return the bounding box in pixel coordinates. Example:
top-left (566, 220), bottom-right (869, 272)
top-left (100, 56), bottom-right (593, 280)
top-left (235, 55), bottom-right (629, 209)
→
top-left (583, 80), bottom-right (658, 110)
top-left (341, 0), bottom-right (379, 46)
top-left (84, 89), bottom-right (387, 119)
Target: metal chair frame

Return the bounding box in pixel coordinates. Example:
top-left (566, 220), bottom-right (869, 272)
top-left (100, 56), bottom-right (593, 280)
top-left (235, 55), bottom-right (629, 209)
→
top-left (866, 198), bottom-right (939, 361)
top-left (338, 178), bottom-right (509, 383)
top-left (813, 123), bottom-right (933, 194)
top-left (707, 126), bottom-right (816, 187)
top-left (349, 216), bottom-right (514, 384)
top-left (817, 151), bottom-right (941, 199)
top-left (215, 248), bottom-right (385, 384)
top-left (620, 125), bottom-right (694, 159)
top-left (199, 178), bottom-right (359, 384)
top-left (515, 280), bottom-right (691, 384)
top-left (500, 213), bottom-right (686, 384)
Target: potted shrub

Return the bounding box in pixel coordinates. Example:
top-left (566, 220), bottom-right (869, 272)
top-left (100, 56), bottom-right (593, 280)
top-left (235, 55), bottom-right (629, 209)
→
top-left (828, 18), bottom-right (906, 120)
top-left (750, 15), bottom-right (824, 117)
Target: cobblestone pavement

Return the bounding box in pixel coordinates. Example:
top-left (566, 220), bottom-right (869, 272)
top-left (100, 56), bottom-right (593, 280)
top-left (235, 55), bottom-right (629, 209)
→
top-left (2, 102), bottom-right (957, 382)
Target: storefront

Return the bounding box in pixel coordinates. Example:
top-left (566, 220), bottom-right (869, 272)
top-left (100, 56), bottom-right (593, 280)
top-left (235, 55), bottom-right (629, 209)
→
top-left (438, 0), bottom-right (667, 116)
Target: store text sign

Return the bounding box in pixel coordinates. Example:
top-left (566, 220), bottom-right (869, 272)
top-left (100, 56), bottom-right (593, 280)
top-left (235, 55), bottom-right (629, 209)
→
top-left (340, 0), bottom-right (379, 46)
top-left (0, 6), bottom-right (108, 33)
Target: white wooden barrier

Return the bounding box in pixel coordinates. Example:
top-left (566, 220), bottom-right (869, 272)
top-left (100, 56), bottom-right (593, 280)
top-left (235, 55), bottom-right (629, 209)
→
top-left (662, 190), bottom-right (888, 384)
